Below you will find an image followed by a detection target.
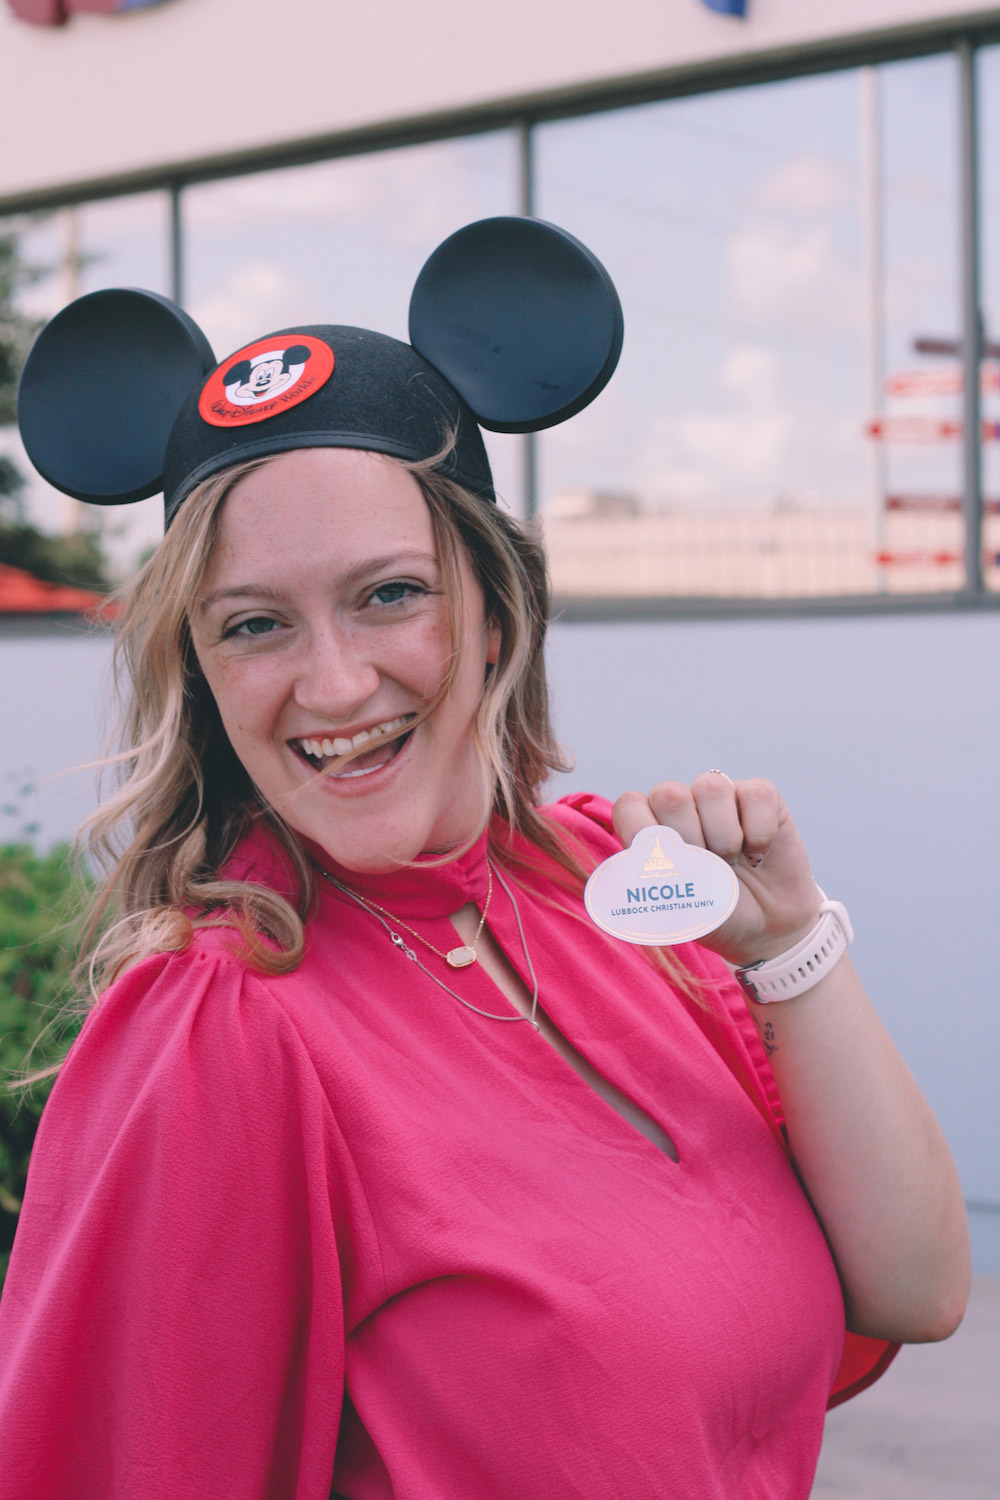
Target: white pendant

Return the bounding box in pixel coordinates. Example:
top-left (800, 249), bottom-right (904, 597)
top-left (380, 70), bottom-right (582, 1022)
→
top-left (446, 945), bottom-right (477, 968)
top-left (584, 825), bottom-right (739, 946)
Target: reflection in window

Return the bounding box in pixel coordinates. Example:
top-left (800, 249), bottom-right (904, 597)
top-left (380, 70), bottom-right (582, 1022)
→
top-left (536, 60), bottom-right (962, 599)
top-left (4, 194), bottom-right (172, 568)
top-left (878, 54), bottom-right (963, 594)
top-left (183, 135), bottom-right (525, 513)
top-left (978, 44), bottom-right (1000, 593)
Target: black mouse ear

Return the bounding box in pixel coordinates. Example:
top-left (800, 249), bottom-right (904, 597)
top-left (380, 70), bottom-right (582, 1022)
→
top-left (18, 288), bottom-right (216, 505)
top-left (224, 359), bottom-right (252, 387)
top-left (408, 217), bottom-right (623, 435)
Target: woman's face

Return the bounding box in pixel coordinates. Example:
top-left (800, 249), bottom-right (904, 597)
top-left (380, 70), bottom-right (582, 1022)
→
top-left (189, 448), bottom-right (499, 873)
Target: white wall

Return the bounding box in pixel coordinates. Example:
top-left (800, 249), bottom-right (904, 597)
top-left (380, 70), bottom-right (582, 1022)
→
top-left (2, 0), bottom-right (1000, 201)
top-left (2, 606), bottom-right (998, 1268)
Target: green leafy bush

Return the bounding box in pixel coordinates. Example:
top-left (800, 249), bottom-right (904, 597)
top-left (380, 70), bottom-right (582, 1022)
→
top-left (0, 517), bottom-right (113, 593)
top-left (0, 844), bottom-right (88, 1290)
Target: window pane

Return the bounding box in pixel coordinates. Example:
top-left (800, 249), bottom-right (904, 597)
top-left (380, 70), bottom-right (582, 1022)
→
top-left (978, 43), bottom-right (1000, 593)
top-left (535, 57), bottom-right (961, 600)
top-left (183, 135), bottom-right (524, 512)
top-left (879, 54), bottom-right (963, 594)
top-left (4, 194), bottom-right (172, 569)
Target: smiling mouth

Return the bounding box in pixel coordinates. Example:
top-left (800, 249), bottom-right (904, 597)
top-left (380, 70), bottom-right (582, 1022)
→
top-left (291, 714), bottom-right (416, 779)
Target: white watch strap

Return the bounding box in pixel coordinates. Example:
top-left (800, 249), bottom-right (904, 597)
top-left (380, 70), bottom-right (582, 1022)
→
top-left (735, 895), bottom-right (854, 1004)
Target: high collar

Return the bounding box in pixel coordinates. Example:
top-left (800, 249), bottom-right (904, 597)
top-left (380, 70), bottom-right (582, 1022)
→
top-left (312, 832), bottom-right (491, 918)
top-left (223, 819), bottom-right (491, 919)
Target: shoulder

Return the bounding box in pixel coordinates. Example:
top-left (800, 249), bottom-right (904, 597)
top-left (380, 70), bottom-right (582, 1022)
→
top-left (65, 935), bottom-right (323, 1122)
top-left (539, 791), bottom-right (621, 864)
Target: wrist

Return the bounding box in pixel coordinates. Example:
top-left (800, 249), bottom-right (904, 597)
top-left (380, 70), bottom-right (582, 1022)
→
top-left (743, 906), bottom-right (822, 966)
top-left (734, 894), bottom-right (854, 1005)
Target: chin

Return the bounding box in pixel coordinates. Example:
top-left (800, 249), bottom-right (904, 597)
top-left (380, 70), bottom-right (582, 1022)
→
top-left (307, 806), bottom-right (486, 873)
top-left (293, 815), bottom-right (437, 874)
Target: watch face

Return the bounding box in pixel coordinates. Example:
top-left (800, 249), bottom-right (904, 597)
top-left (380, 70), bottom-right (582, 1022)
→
top-left (584, 825), bottom-right (739, 946)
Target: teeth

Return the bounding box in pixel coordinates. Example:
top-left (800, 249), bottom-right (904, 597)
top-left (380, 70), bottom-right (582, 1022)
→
top-left (297, 715), bottom-right (413, 762)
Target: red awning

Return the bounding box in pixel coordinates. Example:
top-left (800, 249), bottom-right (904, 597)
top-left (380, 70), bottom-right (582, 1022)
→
top-left (0, 562), bottom-right (109, 615)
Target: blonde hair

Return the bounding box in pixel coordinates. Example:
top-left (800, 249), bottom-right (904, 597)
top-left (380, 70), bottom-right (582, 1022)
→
top-left (77, 450), bottom-right (698, 1000)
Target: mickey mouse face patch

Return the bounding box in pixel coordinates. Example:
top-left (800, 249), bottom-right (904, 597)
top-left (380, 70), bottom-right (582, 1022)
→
top-left (198, 334), bottom-right (335, 427)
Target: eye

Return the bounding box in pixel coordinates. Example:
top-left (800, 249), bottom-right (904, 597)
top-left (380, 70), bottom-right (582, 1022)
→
top-left (223, 615), bottom-right (279, 640)
top-left (369, 580), bottom-right (424, 608)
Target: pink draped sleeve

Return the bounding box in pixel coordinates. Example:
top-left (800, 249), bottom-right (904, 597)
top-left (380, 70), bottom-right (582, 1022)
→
top-left (0, 945), bottom-right (347, 1498)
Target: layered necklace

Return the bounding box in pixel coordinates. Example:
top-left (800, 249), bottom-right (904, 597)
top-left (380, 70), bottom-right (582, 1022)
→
top-left (315, 858), bottom-right (540, 1029)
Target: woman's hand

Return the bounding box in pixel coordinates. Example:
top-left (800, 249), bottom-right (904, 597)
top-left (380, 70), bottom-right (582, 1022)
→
top-left (612, 773), bottom-right (821, 968)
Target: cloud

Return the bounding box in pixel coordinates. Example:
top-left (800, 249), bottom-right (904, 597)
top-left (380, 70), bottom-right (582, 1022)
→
top-left (630, 343), bottom-right (866, 507)
top-left (184, 141), bottom-right (496, 248)
top-left (757, 154), bottom-right (851, 215)
top-left (723, 149), bottom-right (862, 335)
top-left (717, 343), bottom-right (782, 408)
top-left (189, 261), bottom-right (312, 358)
top-left (632, 344), bottom-right (791, 503)
top-left (728, 217), bottom-right (861, 332)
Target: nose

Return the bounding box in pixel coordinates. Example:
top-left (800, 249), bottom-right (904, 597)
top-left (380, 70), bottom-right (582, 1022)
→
top-left (292, 621), bottom-right (381, 721)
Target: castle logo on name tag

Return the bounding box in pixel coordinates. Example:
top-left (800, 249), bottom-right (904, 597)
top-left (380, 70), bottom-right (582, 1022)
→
top-left (584, 825), bottom-right (740, 946)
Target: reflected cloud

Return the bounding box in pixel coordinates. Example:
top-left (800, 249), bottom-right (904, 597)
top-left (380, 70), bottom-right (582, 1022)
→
top-left (189, 261), bottom-right (313, 360)
top-left (631, 343), bottom-right (865, 507)
top-left (184, 143), bottom-right (497, 248)
top-left (728, 217), bottom-right (861, 332)
top-left (757, 154), bottom-right (852, 215)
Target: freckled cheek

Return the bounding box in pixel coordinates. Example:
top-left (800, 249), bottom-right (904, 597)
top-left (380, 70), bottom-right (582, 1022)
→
top-left (411, 620), bottom-right (464, 694)
top-left (206, 663), bottom-right (290, 751)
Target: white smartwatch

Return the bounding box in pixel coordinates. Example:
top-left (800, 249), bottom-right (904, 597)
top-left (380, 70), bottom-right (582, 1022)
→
top-left (734, 895), bottom-right (854, 1004)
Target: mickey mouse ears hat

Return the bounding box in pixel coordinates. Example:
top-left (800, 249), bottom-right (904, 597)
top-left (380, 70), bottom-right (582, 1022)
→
top-left (18, 217), bottom-right (623, 527)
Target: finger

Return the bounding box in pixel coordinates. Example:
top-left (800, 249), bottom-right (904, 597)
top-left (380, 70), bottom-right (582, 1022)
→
top-left (734, 778), bottom-right (781, 864)
top-left (611, 790), bottom-right (657, 849)
top-left (646, 781), bottom-right (706, 847)
top-left (690, 771), bottom-right (744, 861)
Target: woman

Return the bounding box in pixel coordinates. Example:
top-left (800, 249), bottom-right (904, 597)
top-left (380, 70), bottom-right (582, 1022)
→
top-left (0, 219), bottom-right (970, 1499)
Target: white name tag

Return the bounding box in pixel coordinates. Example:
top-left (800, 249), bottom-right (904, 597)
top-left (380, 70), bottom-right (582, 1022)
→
top-left (584, 824), bottom-right (740, 946)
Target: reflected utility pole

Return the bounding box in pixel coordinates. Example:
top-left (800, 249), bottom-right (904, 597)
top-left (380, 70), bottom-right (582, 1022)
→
top-left (170, 182), bottom-right (184, 307)
top-left (861, 68), bottom-right (886, 592)
top-left (958, 38), bottom-right (984, 599)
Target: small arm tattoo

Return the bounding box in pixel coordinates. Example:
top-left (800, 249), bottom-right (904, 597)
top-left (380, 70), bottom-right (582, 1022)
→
top-left (762, 1020), bottom-right (778, 1057)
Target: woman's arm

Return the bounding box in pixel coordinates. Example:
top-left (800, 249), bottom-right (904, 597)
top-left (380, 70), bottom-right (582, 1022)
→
top-left (0, 950), bottom-right (345, 1499)
top-left (613, 774), bottom-right (971, 1345)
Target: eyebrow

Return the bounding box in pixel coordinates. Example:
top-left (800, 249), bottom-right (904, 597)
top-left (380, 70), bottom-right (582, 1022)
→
top-left (198, 551), bottom-right (440, 612)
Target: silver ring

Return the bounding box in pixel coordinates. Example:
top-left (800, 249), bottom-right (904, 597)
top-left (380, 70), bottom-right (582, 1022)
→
top-left (708, 769), bottom-right (733, 783)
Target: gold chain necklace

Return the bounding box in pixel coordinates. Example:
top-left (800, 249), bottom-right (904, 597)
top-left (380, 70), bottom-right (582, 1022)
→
top-left (320, 861), bottom-right (493, 969)
top-left (315, 858), bottom-right (540, 1029)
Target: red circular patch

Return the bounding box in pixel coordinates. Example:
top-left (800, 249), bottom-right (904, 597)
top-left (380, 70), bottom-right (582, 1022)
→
top-left (198, 334), bottom-right (334, 428)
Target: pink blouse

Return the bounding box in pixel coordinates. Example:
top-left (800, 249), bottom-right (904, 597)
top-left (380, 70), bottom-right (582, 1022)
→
top-left (0, 795), bottom-right (893, 1498)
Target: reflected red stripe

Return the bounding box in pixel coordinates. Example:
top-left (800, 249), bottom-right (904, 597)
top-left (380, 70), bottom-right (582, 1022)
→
top-left (7, 1), bottom-right (167, 24)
